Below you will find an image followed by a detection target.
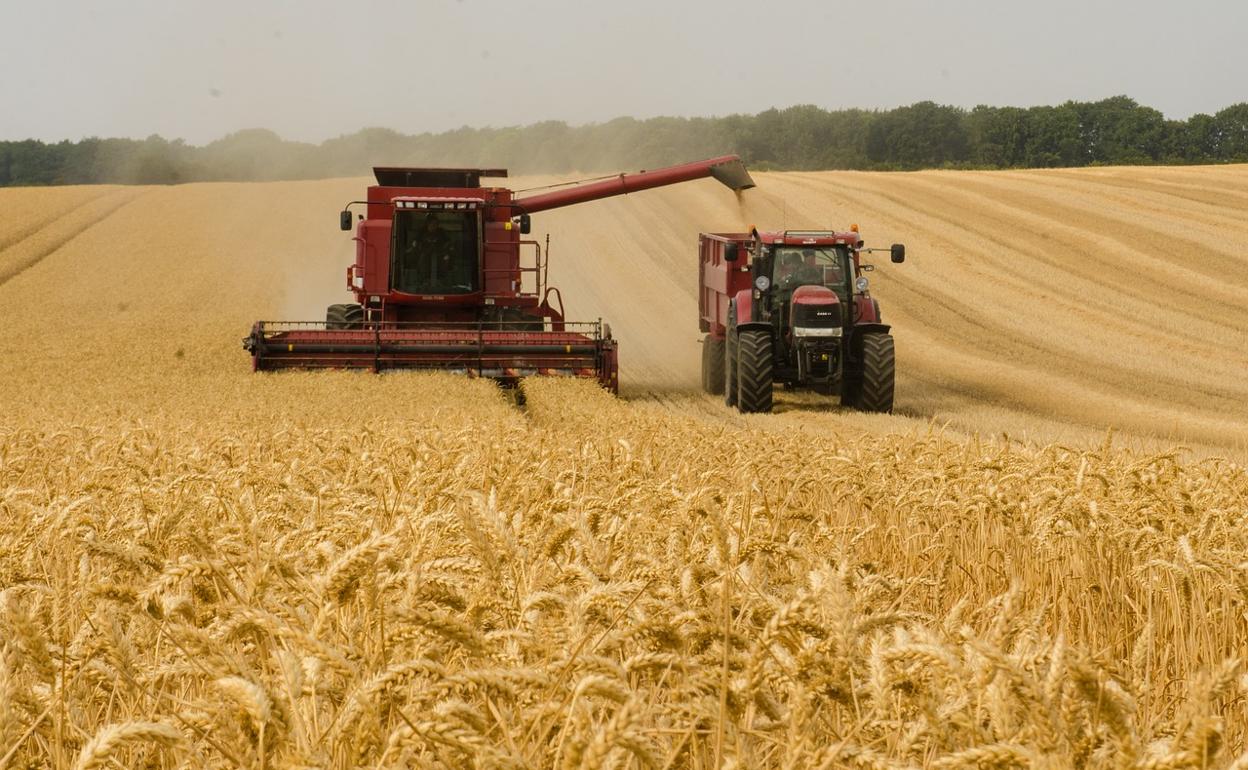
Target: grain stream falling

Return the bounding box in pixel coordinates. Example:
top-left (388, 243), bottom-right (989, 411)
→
top-left (0, 167), bottom-right (1246, 768)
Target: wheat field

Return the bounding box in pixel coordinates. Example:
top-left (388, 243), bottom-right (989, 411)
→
top-left (0, 167), bottom-right (1246, 768)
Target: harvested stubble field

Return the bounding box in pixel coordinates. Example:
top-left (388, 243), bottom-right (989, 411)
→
top-left (1, 166), bottom-right (1246, 769)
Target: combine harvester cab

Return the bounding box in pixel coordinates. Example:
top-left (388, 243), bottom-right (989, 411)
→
top-left (244, 158), bottom-right (755, 393)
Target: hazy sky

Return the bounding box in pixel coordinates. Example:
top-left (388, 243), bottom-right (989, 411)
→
top-left (3, 0), bottom-right (1244, 145)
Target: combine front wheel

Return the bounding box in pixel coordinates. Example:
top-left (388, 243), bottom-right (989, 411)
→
top-left (326, 303), bottom-right (364, 329)
top-left (856, 333), bottom-right (895, 413)
top-left (702, 335), bottom-right (725, 395)
top-left (736, 329), bottom-right (773, 413)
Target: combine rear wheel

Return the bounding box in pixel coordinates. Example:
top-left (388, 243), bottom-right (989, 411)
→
top-left (702, 335), bottom-right (725, 395)
top-left (326, 303), bottom-right (364, 329)
top-left (856, 333), bottom-right (895, 413)
top-left (736, 329), bottom-right (773, 413)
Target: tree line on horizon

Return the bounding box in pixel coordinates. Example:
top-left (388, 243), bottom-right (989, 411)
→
top-left (2, 96), bottom-right (1247, 187)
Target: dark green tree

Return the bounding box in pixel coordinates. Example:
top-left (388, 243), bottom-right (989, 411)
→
top-left (1214, 103), bottom-right (1248, 161)
top-left (865, 101), bottom-right (970, 168)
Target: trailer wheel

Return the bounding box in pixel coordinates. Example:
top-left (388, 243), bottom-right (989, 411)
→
top-left (856, 333), bottom-right (895, 413)
top-left (326, 303), bottom-right (364, 329)
top-left (736, 329), bottom-right (773, 413)
top-left (702, 335), bottom-right (725, 395)
top-left (724, 328), bottom-right (738, 407)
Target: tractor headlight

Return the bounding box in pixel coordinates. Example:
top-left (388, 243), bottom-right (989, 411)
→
top-left (754, 275), bottom-right (771, 291)
top-left (793, 326), bottom-right (843, 338)
top-left (855, 276), bottom-right (869, 292)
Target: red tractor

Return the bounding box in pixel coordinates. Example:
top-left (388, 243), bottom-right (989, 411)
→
top-left (244, 157), bottom-right (755, 391)
top-left (698, 227), bottom-right (905, 412)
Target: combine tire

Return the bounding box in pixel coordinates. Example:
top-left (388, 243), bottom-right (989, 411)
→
top-left (326, 303), bottom-right (364, 329)
top-left (702, 335), bottom-right (725, 395)
top-left (736, 329), bottom-right (773, 413)
top-left (724, 328), bottom-right (738, 407)
top-left (856, 333), bottom-right (895, 413)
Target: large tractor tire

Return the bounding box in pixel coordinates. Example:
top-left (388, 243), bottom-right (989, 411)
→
top-left (856, 332), bottom-right (895, 413)
top-left (724, 328), bottom-right (738, 408)
top-left (702, 335), bottom-right (725, 395)
top-left (736, 329), bottom-right (774, 414)
top-left (326, 303), bottom-right (364, 329)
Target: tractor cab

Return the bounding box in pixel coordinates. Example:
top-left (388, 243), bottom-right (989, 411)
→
top-left (752, 231), bottom-right (860, 330)
top-left (770, 244), bottom-right (853, 298)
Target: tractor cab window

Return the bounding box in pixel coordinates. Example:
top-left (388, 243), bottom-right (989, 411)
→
top-left (772, 246), bottom-right (850, 293)
top-left (392, 210), bottom-right (480, 294)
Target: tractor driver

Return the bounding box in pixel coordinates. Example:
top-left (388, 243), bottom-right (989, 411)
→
top-left (777, 250), bottom-right (824, 289)
top-left (776, 251), bottom-right (804, 289)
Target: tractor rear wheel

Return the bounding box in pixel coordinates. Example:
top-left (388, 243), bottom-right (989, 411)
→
top-left (702, 335), bottom-right (725, 395)
top-left (326, 303), bottom-right (364, 329)
top-left (724, 329), bottom-right (738, 407)
top-left (736, 329), bottom-right (773, 413)
top-left (856, 333), bottom-right (895, 413)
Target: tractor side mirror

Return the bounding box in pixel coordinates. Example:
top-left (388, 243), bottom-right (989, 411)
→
top-left (890, 244), bottom-right (906, 263)
top-left (519, 213), bottom-right (531, 235)
top-left (724, 242), bottom-right (740, 262)
top-left (340, 211), bottom-right (353, 231)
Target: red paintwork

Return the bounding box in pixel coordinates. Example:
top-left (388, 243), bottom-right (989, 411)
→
top-left (697, 228), bottom-right (878, 333)
top-left (789, 285), bottom-right (840, 336)
top-left (791, 285), bottom-right (839, 305)
top-left (733, 289), bottom-right (754, 327)
top-left (354, 188), bottom-right (532, 321)
top-left (698, 233), bottom-right (755, 336)
top-left (248, 156), bottom-right (754, 391)
top-left (518, 156), bottom-right (752, 213)
top-left (853, 295), bottom-right (879, 323)
top-left (248, 321), bottom-right (617, 391)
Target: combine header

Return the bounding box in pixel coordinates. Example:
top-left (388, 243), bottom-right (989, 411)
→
top-left (244, 157), bottom-right (755, 391)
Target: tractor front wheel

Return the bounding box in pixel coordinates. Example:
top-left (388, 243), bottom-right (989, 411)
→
top-left (856, 333), bottom-right (895, 413)
top-left (702, 335), bottom-right (725, 395)
top-left (724, 328), bottom-right (738, 407)
top-left (736, 329), bottom-right (774, 413)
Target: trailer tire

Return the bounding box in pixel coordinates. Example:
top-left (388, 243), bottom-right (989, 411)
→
top-left (326, 303), bottom-right (364, 329)
top-left (856, 333), bottom-right (895, 413)
top-left (724, 328), bottom-right (738, 407)
top-left (736, 329), bottom-right (773, 413)
top-left (702, 335), bottom-right (725, 395)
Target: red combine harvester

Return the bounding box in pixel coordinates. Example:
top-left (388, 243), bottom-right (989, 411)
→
top-left (699, 227), bottom-right (905, 413)
top-left (244, 157), bottom-right (755, 392)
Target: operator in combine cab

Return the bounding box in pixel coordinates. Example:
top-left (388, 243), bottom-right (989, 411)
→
top-left (409, 214), bottom-right (461, 289)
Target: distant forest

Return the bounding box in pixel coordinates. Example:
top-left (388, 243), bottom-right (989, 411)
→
top-left (3, 96), bottom-right (1247, 186)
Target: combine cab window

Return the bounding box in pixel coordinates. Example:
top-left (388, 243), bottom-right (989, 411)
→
top-left (772, 246), bottom-right (851, 293)
top-left (392, 210), bottom-right (480, 294)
